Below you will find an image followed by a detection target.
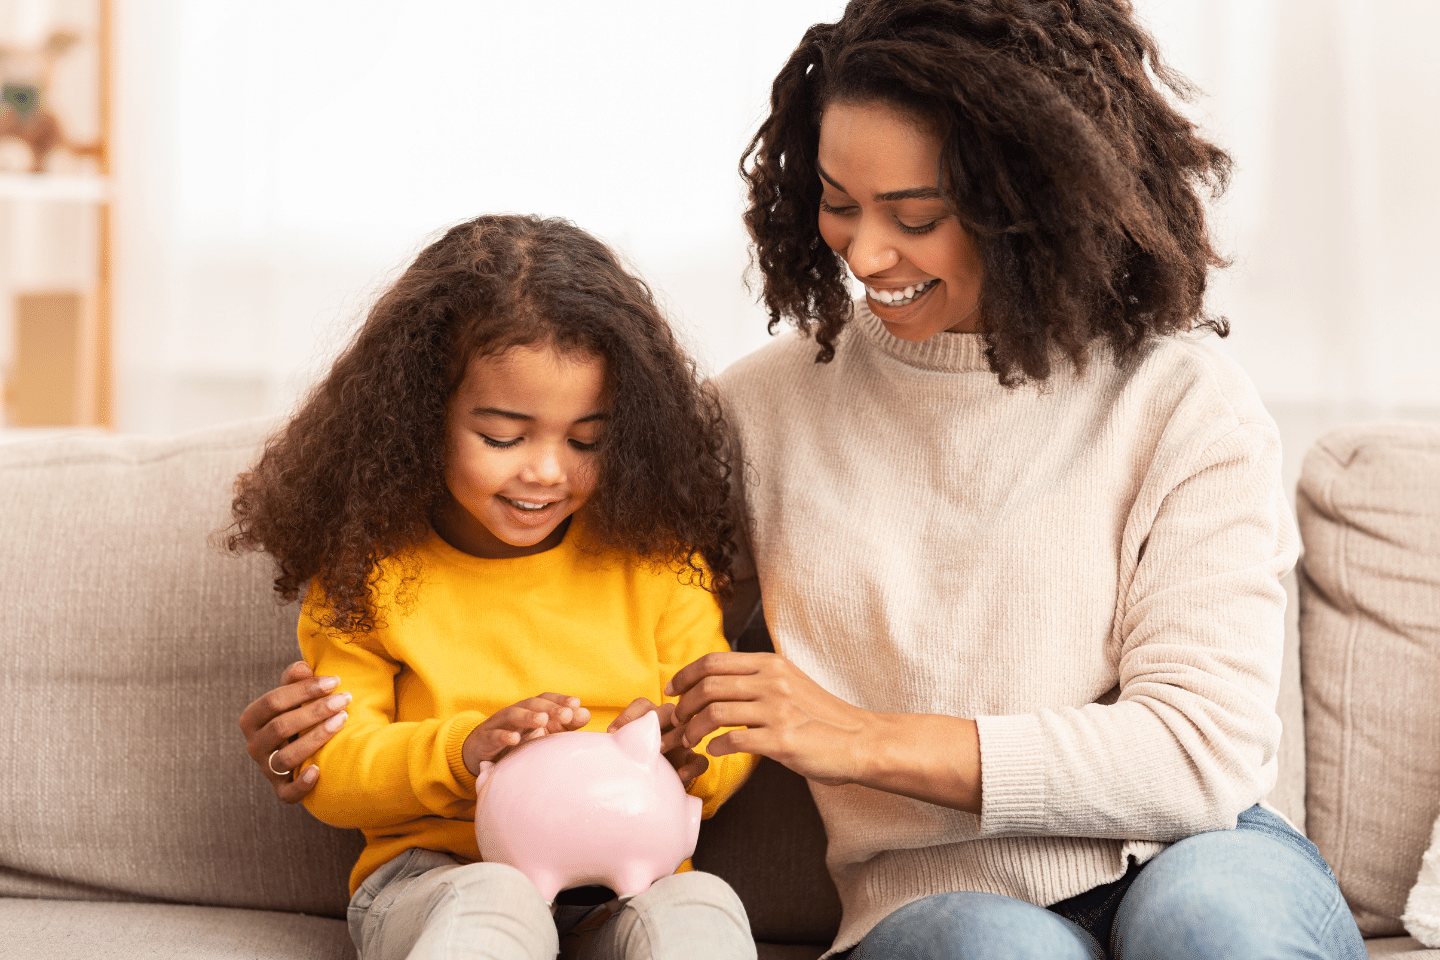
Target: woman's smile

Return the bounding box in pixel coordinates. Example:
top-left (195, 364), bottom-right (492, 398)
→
top-left (864, 278), bottom-right (937, 307)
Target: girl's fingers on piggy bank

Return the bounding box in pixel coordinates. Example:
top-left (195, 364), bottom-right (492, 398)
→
top-left (607, 697), bottom-right (657, 732)
top-left (535, 692), bottom-right (582, 711)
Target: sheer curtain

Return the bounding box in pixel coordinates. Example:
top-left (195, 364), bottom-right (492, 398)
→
top-left (1136, 0), bottom-right (1440, 487)
top-left (112, 0), bottom-right (1440, 479)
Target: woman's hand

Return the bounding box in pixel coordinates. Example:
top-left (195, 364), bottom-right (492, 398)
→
top-left (462, 693), bottom-right (591, 776)
top-left (666, 651), bottom-right (982, 811)
top-left (663, 651), bottom-right (871, 786)
top-left (239, 660), bottom-right (351, 803)
top-left (608, 697), bottom-right (709, 788)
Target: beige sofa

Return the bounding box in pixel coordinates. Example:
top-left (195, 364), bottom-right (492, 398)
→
top-left (0, 418), bottom-right (1436, 959)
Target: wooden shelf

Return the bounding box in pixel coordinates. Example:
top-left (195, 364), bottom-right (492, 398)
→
top-left (0, 173), bottom-right (109, 203)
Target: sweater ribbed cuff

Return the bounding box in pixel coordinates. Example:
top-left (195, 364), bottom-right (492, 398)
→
top-left (975, 713), bottom-right (1050, 835)
top-left (445, 711), bottom-right (488, 794)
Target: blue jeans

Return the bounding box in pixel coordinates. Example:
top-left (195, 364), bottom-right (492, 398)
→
top-left (844, 806), bottom-right (1366, 960)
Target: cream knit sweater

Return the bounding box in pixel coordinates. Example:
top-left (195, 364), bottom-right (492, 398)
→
top-left (714, 301), bottom-right (1299, 954)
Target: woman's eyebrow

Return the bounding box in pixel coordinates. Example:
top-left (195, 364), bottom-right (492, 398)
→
top-left (875, 185), bottom-right (943, 202)
top-left (817, 163), bottom-right (942, 203)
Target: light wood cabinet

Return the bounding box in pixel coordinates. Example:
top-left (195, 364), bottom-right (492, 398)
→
top-left (0, 0), bottom-right (110, 428)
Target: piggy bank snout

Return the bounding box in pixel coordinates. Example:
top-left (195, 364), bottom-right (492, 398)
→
top-left (474, 711), bottom-right (700, 902)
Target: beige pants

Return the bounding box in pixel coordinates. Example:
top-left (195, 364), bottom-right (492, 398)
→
top-left (348, 849), bottom-right (756, 960)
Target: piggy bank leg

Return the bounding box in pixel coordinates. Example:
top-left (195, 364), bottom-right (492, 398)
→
top-left (591, 872), bottom-right (756, 959)
top-left (610, 862), bottom-right (664, 901)
top-left (525, 866), bottom-right (566, 904)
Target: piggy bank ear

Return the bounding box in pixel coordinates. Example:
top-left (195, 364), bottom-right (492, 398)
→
top-left (475, 760), bottom-right (496, 791)
top-left (613, 709), bottom-right (661, 765)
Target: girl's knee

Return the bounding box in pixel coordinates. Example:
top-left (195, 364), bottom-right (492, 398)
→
top-left (603, 871), bottom-right (754, 960)
top-left (639, 870), bottom-right (746, 911)
top-left (444, 860), bottom-right (540, 892)
top-left (436, 861), bottom-right (553, 921)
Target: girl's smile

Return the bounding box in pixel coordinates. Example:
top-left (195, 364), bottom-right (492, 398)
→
top-left (436, 343), bottom-right (608, 559)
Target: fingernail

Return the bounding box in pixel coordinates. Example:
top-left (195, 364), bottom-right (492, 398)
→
top-left (301, 766), bottom-right (319, 784)
top-left (325, 693), bottom-right (351, 711)
top-left (663, 681), bottom-right (674, 696)
top-left (535, 713), bottom-right (548, 727)
top-left (317, 675), bottom-right (340, 692)
top-left (324, 711), bottom-right (347, 732)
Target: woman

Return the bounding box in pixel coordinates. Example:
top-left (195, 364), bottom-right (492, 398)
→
top-left (243, 2), bottom-right (1365, 957)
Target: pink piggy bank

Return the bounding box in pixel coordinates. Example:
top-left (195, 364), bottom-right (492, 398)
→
top-left (473, 710), bottom-right (702, 901)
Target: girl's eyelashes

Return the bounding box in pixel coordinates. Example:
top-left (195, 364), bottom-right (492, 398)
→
top-left (480, 435), bottom-right (521, 449)
top-left (480, 434), bottom-right (598, 451)
top-left (818, 197), bottom-right (854, 215)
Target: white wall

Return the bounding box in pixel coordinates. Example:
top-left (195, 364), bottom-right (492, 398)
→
top-left (111, 1), bottom-right (848, 431)
top-left (110, 1), bottom-right (1440, 453)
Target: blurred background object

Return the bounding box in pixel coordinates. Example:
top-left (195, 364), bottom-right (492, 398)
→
top-left (1, 0), bottom-right (1436, 485)
top-left (0, 0), bottom-right (106, 430)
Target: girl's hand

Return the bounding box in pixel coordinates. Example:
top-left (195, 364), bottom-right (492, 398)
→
top-left (463, 693), bottom-right (591, 775)
top-left (609, 697), bottom-right (709, 789)
top-left (239, 660), bottom-right (351, 804)
top-left (664, 651), bottom-right (873, 787)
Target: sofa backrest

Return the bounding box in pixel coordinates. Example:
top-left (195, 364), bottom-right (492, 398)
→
top-left (0, 420), bottom-right (360, 917)
top-left (0, 419), bottom-right (838, 944)
top-left (1297, 422), bottom-right (1440, 936)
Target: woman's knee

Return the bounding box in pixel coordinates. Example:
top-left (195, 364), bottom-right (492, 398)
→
top-left (850, 891), bottom-right (1102, 960)
top-left (1113, 819), bottom-right (1364, 960)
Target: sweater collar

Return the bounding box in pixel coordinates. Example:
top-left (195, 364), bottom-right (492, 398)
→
top-left (851, 298), bottom-right (992, 373)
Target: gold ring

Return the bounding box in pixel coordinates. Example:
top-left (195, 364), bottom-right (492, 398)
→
top-left (267, 749), bottom-right (292, 778)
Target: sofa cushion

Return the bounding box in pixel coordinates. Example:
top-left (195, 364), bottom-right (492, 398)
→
top-left (0, 898), bottom-right (353, 960)
top-left (1365, 936), bottom-right (1440, 958)
top-left (1298, 422), bottom-right (1440, 936)
top-left (0, 421), bottom-right (361, 917)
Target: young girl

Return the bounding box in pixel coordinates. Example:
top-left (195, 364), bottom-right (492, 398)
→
top-left (226, 214), bottom-right (757, 960)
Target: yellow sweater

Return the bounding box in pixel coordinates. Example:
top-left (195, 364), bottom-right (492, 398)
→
top-left (298, 522), bottom-right (756, 895)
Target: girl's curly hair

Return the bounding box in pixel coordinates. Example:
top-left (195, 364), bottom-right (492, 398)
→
top-left (227, 214), bottom-right (735, 632)
top-left (742, 0), bottom-right (1232, 382)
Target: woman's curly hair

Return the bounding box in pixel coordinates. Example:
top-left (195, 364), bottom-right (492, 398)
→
top-left (226, 214), bottom-right (735, 632)
top-left (742, 0), bottom-right (1232, 382)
